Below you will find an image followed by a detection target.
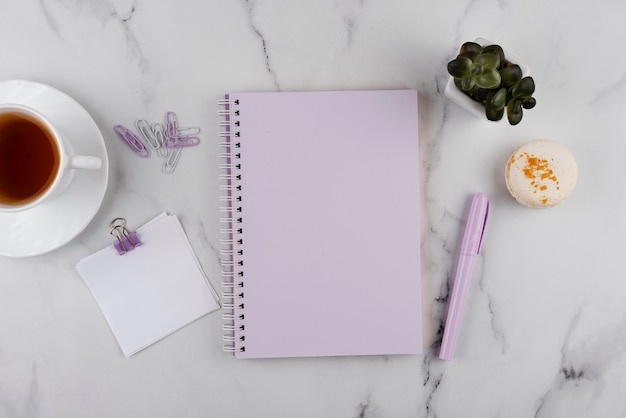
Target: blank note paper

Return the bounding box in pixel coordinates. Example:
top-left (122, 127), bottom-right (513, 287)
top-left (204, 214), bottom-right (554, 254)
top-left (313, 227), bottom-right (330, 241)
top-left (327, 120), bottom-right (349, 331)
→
top-left (76, 213), bottom-right (220, 357)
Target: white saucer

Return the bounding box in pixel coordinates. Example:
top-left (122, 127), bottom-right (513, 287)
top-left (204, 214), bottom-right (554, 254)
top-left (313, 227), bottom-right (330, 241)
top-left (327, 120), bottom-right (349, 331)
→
top-left (0, 80), bottom-right (109, 257)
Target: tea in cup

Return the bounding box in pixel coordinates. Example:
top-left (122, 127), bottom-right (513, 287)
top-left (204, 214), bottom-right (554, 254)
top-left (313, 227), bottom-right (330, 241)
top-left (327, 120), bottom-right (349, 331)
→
top-left (0, 104), bottom-right (101, 212)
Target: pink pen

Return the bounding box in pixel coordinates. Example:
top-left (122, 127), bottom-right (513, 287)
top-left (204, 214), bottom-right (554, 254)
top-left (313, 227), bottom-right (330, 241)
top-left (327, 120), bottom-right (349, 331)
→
top-left (439, 192), bottom-right (490, 360)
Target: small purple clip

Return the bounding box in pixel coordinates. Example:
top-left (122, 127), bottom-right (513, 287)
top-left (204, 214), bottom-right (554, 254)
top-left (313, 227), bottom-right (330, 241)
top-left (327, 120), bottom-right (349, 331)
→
top-left (114, 125), bottom-right (151, 158)
top-left (164, 111), bottom-right (201, 148)
top-left (110, 218), bottom-right (142, 255)
top-left (164, 111), bottom-right (179, 139)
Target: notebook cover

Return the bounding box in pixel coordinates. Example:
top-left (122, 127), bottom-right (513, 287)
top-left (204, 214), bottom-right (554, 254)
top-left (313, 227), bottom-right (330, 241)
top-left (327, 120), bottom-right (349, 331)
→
top-left (221, 89), bottom-right (422, 358)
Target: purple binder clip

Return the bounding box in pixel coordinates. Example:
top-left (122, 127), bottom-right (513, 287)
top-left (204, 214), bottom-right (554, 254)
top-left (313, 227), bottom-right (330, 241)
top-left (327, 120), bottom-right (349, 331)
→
top-left (110, 218), bottom-right (142, 255)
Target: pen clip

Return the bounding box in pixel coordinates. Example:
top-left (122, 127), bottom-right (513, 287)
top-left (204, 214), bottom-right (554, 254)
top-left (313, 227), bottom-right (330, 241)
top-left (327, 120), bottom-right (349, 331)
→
top-left (476, 199), bottom-right (489, 254)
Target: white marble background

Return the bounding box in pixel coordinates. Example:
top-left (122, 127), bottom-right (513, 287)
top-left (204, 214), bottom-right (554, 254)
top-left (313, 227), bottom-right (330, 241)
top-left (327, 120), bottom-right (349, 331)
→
top-left (1, 0), bottom-right (626, 417)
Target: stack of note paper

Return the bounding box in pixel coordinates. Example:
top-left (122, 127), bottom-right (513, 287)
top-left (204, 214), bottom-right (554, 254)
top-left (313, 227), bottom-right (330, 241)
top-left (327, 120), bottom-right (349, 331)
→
top-left (76, 213), bottom-right (220, 357)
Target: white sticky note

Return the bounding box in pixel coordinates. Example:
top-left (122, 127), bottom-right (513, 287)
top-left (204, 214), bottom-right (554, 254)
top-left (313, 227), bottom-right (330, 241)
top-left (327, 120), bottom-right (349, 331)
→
top-left (76, 213), bottom-right (220, 356)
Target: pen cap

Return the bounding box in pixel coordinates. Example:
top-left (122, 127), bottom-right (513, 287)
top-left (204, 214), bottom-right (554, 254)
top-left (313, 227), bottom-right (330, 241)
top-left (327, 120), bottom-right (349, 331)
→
top-left (460, 192), bottom-right (489, 256)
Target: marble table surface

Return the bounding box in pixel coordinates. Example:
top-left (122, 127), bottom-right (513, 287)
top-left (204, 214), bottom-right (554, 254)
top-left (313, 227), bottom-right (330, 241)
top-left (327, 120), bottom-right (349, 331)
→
top-left (2, 0), bottom-right (626, 417)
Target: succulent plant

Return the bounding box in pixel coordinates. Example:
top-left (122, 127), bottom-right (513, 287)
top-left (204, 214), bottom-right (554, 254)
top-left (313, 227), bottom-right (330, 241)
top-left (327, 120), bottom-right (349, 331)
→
top-left (447, 41), bottom-right (536, 125)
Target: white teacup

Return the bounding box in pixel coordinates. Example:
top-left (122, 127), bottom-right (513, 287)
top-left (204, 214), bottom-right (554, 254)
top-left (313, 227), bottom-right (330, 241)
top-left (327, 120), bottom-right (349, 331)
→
top-left (0, 103), bottom-right (101, 212)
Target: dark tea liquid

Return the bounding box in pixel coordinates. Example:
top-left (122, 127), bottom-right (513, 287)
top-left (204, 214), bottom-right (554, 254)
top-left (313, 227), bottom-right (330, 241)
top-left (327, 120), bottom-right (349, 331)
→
top-left (0, 112), bottom-right (61, 206)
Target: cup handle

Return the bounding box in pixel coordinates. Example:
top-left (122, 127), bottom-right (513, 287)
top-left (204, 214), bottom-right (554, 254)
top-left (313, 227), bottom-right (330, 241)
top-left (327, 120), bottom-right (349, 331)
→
top-left (68, 155), bottom-right (102, 170)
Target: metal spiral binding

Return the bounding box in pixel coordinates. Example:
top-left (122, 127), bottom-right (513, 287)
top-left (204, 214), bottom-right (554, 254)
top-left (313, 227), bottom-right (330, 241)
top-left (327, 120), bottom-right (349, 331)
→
top-left (218, 96), bottom-right (246, 354)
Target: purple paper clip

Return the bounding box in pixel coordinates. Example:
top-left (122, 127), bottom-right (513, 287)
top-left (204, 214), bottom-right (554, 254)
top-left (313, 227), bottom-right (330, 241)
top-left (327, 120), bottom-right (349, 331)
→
top-left (164, 111), bottom-right (201, 148)
top-left (110, 218), bottom-right (142, 255)
top-left (114, 125), bottom-right (151, 158)
top-left (165, 111), bottom-right (179, 139)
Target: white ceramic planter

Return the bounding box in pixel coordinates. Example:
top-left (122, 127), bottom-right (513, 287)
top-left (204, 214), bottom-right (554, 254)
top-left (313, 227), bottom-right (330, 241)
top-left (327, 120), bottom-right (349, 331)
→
top-left (444, 38), bottom-right (531, 121)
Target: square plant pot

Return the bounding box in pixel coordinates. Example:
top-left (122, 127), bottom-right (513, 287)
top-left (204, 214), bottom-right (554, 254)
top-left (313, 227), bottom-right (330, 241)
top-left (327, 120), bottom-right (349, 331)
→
top-left (444, 38), bottom-right (530, 121)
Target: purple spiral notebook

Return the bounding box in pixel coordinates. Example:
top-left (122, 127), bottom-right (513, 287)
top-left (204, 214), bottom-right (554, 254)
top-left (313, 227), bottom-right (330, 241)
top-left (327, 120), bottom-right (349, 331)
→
top-left (219, 89), bottom-right (422, 359)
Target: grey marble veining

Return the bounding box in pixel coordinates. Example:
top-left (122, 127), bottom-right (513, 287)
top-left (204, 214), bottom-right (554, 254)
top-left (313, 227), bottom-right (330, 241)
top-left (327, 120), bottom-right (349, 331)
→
top-left (1, 0), bottom-right (626, 417)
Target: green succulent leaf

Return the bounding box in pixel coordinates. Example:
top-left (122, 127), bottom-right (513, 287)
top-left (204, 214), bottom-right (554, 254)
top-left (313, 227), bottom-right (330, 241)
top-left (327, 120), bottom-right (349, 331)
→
top-left (507, 101), bottom-right (524, 125)
top-left (489, 88), bottom-right (507, 110)
top-left (472, 88), bottom-right (489, 102)
top-left (475, 68), bottom-right (501, 89)
top-left (522, 97), bottom-right (537, 109)
top-left (485, 104), bottom-right (505, 121)
top-left (499, 65), bottom-right (522, 88)
top-left (511, 76), bottom-right (535, 99)
top-left (460, 42), bottom-right (483, 55)
top-left (459, 77), bottom-right (475, 91)
top-left (482, 45), bottom-right (505, 68)
top-left (458, 50), bottom-right (479, 61)
top-left (447, 57), bottom-right (472, 78)
top-left (474, 53), bottom-right (500, 70)
top-left (470, 63), bottom-right (484, 76)
top-left (485, 90), bottom-right (506, 121)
